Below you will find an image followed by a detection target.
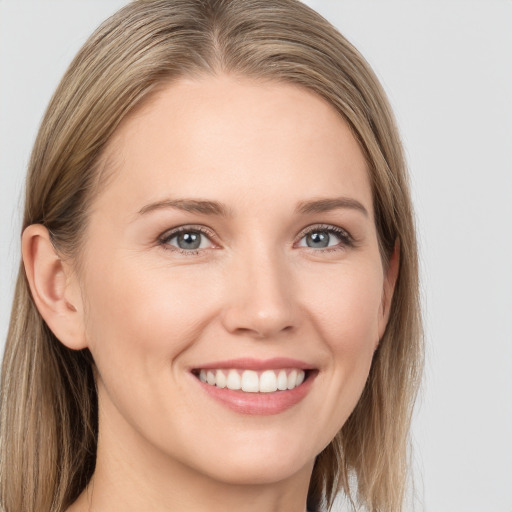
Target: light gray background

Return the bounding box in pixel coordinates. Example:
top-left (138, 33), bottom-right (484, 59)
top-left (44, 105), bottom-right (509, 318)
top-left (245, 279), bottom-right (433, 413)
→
top-left (1, 1), bottom-right (511, 511)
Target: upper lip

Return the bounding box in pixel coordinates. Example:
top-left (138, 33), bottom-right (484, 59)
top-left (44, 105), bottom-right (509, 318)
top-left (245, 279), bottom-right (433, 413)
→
top-left (191, 357), bottom-right (314, 371)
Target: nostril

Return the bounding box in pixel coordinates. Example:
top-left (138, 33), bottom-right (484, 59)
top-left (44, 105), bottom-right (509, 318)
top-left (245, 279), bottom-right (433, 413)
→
top-left (220, 277), bottom-right (300, 339)
top-left (228, 319), bottom-right (296, 340)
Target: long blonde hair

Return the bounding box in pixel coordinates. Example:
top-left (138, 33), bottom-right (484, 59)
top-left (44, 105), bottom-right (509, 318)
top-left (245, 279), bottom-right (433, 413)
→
top-left (0, 1), bottom-right (422, 511)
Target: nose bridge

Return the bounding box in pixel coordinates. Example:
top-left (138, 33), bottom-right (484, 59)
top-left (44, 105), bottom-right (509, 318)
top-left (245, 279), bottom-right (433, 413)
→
top-left (221, 239), bottom-right (299, 338)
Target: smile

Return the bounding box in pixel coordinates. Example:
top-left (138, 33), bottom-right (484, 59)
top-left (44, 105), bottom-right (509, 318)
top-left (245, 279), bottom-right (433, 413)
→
top-left (191, 359), bottom-right (317, 415)
top-left (197, 368), bottom-right (306, 393)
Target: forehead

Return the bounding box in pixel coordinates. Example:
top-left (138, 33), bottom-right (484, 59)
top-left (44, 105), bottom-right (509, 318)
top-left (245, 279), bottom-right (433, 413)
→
top-left (92, 75), bottom-right (373, 220)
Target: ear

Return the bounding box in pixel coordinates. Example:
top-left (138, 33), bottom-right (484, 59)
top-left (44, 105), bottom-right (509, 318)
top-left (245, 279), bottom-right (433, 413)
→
top-left (377, 239), bottom-right (400, 342)
top-left (22, 224), bottom-right (87, 350)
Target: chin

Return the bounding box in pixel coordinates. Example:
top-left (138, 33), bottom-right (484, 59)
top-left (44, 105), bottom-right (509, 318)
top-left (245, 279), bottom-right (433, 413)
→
top-left (178, 429), bottom-right (321, 487)
top-left (200, 453), bottom-right (314, 487)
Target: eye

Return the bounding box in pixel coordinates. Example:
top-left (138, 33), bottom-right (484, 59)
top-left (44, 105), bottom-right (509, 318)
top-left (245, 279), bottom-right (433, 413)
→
top-left (296, 225), bottom-right (353, 250)
top-left (159, 226), bottom-right (216, 254)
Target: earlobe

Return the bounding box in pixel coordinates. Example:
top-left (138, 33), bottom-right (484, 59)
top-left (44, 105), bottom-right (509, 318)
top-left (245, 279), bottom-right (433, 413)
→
top-left (22, 224), bottom-right (87, 350)
top-left (377, 239), bottom-right (400, 342)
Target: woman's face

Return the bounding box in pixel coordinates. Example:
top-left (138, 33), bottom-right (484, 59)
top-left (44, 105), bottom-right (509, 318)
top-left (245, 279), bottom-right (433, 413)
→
top-left (76, 75), bottom-right (395, 487)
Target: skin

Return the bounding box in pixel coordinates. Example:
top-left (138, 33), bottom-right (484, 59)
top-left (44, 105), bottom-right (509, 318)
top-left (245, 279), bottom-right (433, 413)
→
top-left (23, 75), bottom-right (398, 512)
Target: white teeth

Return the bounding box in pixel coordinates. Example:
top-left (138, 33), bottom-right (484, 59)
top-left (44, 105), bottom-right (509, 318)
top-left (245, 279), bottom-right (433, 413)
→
top-left (259, 370), bottom-right (278, 393)
top-left (287, 369), bottom-right (298, 390)
top-left (241, 370), bottom-right (259, 392)
top-left (216, 369), bottom-right (227, 388)
top-left (277, 370), bottom-right (288, 390)
top-left (198, 368), bottom-right (306, 393)
top-left (226, 369), bottom-right (241, 390)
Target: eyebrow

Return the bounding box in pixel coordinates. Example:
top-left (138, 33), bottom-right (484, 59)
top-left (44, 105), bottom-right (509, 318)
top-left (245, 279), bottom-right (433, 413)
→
top-left (138, 198), bottom-right (232, 217)
top-left (295, 197), bottom-right (369, 217)
top-left (138, 196), bottom-right (368, 218)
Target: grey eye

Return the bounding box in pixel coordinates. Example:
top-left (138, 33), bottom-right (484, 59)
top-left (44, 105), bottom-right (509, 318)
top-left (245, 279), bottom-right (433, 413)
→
top-left (175, 232), bottom-right (202, 250)
top-left (164, 229), bottom-right (213, 251)
top-left (305, 231), bottom-right (331, 248)
top-left (299, 229), bottom-right (343, 249)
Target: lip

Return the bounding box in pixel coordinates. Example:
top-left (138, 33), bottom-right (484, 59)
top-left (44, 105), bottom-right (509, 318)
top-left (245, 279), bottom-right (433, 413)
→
top-left (191, 357), bottom-right (313, 372)
top-left (190, 358), bottom-right (318, 416)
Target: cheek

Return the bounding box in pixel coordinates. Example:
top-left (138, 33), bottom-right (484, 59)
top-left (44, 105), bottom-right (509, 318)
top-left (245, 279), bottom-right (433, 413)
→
top-left (305, 261), bottom-right (384, 352)
top-left (303, 262), bottom-right (383, 425)
top-left (80, 259), bottom-right (217, 442)
top-left (82, 258), bottom-right (214, 369)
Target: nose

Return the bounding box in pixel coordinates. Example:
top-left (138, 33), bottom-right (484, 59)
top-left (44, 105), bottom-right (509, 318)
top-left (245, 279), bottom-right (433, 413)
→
top-left (220, 248), bottom-right (300, 339)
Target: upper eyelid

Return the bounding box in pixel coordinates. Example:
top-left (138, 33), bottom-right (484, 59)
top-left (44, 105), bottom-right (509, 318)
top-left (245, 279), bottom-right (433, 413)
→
top-left (159, 224), bottom-right (217, 241)
top-left (295, 223), bottom-right (352, 240)
top-left (160, 223), bottom-right (350, 238)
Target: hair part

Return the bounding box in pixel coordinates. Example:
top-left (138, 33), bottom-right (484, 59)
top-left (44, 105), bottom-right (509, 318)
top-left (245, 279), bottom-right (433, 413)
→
top-left (1, 1), bottom-right (422, 511)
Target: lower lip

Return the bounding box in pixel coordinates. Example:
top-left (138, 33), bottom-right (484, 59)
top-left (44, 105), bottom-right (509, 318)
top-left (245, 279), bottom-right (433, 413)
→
top-left (195, 372), bottom-right (316, 416)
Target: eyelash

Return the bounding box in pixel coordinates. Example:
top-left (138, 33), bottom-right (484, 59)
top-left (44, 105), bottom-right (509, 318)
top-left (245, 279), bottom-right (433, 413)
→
top-left (296, 224), bottom-right (355, 252)
top-left (158, 224), bottom-right (355, 256)
top-left (158, 225), bottom-right (218, 256)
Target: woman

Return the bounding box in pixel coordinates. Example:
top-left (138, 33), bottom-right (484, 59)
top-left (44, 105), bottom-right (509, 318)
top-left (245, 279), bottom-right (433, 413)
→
top-left (0, 1), bottom-right (422, 511)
